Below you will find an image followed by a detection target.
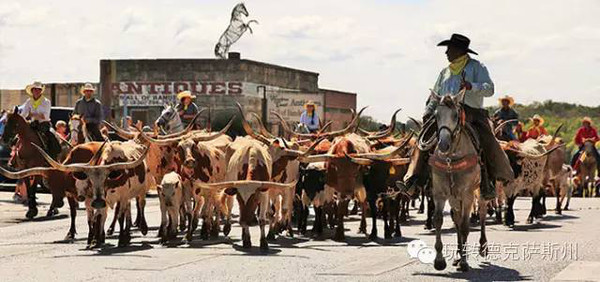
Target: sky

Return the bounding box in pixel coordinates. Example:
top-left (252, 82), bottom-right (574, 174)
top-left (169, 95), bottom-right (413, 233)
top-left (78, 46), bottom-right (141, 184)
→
top-left (0, 0), bottom-right (598, 121)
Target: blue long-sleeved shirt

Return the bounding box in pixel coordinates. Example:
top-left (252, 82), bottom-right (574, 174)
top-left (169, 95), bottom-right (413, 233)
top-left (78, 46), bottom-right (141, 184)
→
top-left (299, 111), bottom-right (320, 131)
top-left (425, 58), bottom-right (494, 115)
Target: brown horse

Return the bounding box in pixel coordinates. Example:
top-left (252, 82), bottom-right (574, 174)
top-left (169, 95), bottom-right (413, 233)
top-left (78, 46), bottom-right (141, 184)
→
top-left (2, 106), bottom-right (68, 218)
top-left (576, 139), bottom-right (598, 197)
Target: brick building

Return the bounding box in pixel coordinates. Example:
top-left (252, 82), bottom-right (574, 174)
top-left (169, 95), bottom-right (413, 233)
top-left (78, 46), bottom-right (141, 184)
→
top-left (0, 54), bottom-right (356, 132)
top-left (100, 53), bottom-right (356, 132)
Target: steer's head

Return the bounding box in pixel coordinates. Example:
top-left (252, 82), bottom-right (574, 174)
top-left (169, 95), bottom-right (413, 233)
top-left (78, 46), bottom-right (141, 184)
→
top-left (178, 139), bottom-right (197, 170)
top-left (158, 172), bottom-right (182, 207)
top-left (33, 142), bottom-right (148, 209)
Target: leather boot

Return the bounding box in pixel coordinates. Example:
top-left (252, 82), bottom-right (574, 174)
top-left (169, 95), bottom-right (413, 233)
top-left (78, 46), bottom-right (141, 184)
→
top-left (480, 165), bottom-right (496, 200)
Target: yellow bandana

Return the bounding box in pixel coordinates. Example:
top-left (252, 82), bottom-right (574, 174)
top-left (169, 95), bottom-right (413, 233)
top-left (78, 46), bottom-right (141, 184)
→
top-left (183, 105), bottom-right (188, 111)
top-left (449, 54), bottom-right (469, 76)
top-left (32, 97), bottom-right (43, 110)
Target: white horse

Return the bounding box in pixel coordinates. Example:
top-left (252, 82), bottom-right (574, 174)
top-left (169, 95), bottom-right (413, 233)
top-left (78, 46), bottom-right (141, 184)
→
top-left (155, 105), bottom-right (185, 134)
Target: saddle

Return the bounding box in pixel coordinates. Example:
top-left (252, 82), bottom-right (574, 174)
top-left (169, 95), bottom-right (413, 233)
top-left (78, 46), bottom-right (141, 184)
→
top-left (29, 121), bottom-right (61, 159)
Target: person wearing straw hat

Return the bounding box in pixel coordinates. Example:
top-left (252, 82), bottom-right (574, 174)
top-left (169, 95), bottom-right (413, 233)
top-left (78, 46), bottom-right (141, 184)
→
top-left (19, 81), bottom-right (61, 157)
top-left (20, 81), bottom-right (60, 156)
top-left (299, 100), bottom-right (320, 133)
top-left (525, 114), bottom-right (547, 140)
top-left (493, 95), bottom-right (519, 141)
top-left (402, 33), bottom-right (514, 201)
top-left (571, 117), bottom-right (600, 172)
top-left (175, 90), bottom-right (199, 128)
top-left (73, 83), bottom-right (104, 141)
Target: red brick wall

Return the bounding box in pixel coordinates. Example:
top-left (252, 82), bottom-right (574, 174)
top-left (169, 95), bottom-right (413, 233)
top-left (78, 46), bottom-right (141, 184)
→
top-left (321, 89), bottom-right (356, 130)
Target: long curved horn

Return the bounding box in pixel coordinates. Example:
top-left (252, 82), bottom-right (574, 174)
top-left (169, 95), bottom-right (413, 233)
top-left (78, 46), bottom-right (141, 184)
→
top-left (190, 117), bottom-right (234, 142)
top-left (271, 110), bottom-right (307, 139)
top-left (317, 121), bottom-right (333, 133)
top-left (161, 108), bottom-right (206, 138)
top-left (250, 113), bottom-right (276, 139)
top-left (194, 180), bottom-right (297, 191)
top-left (103, 121), bottom-right (136, 140)
top-left (494, 119), bottom-right (518, 136)
top-left (299, 153), bottom-right (336, 163)
top-left (33, 143), bottom-right (83, 172)
top-left (548, 123), bottom-right (564, 148)
top-left (236, 102), bottom-right (272, 146)
top-left (96, 146), bottom-right (149, 171)
top-left (345, 153), bottom-right (373, 166)
top-left (389, 158), bottom-right (412, 166)
top-left (88, 140), bottom-right (108, 165)
top-left (138, 117), bottom-right (232, 146)
top-left (365, 108), bottom-right (401, 140)
top-left (321, 106), bottom-right (367, 139)
top-left (358, 128), bottom-right (375, 136)
top-left (408, 117), bottom-right (422, 132)
top-left (282, 136), bottom-right (326, 158)
top-left (33, 143), bottom-right (149, 172)
top-left (0, 166), bottom-right (53, 179)
top-left (507, 143), bottom-right (565, 159)
top-left (349, 132), bottom-right (414, 160)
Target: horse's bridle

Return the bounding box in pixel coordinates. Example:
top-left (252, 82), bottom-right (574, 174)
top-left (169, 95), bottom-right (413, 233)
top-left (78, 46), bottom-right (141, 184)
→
top-left (438, 105), bottom-right (465, 143)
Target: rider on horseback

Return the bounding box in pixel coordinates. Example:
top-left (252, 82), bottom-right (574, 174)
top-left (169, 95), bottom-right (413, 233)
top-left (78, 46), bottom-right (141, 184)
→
top-left (73, 83), bottom-right (104, 141)
top-left (176, 90), bottom-right (199, 128)
top-left (299, 101), bottom-right (320, 133)
top-left (19, 81), bottom-right (61, 158)
top-left (525, 114), bottom-right (547, 140)
top-left (403, 34), bottom-right (514, 200)
top-left (493, 95), bottom-right (519, 141)
top-left (571, 117), bottom-right (600, 173)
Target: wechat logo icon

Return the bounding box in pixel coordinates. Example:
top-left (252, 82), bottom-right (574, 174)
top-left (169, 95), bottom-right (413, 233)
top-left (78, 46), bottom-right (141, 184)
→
top-left (407, 239), bottom-right (436, 264)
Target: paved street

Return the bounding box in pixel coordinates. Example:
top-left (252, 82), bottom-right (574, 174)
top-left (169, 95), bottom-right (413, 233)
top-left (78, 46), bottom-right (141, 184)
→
top-left (0, 191), bottom-right (599, 282)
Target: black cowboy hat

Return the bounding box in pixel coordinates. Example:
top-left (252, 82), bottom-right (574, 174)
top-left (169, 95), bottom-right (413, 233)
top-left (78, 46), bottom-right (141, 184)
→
top-left (437, 33), bottom-right (478, 55)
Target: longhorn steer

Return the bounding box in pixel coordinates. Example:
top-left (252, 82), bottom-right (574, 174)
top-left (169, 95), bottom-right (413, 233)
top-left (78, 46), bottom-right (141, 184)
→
top-left (302, 133), bottom-right (371, 241)
top-left (0, 142), bottom-right (104, 241)
top-left (196, 136), bottom-right (297, 250)
top-left (157, 171), bottom-right (184, 243)
top-left (35, 141), bottom-right (151, 248)
top-left (498, 138), bottom-right (564, 227)
top-left (345, 133), bottom-right (413, 240)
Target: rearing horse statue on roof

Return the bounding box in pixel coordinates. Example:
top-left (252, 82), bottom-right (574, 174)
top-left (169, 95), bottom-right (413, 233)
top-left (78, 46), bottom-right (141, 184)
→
top-left (214, 3), bottom-right (258, 59)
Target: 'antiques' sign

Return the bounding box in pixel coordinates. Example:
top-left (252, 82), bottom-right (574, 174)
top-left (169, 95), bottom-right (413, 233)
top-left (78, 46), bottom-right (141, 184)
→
top-left (113, 81), bottom-right (298, 107)
top-left (267, 92), bottom-right (324, 123)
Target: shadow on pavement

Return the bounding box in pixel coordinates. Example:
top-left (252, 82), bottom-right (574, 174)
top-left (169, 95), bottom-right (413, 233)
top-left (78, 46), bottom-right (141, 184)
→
top-left (539, 214), bottom-right (579, 222)
top-left (10, 214), bottom-right (68, 223)
top-left (510, 222), bottom-right (561, 232)
top-left (414, 262), bottom-right (532, 281)
top-left (92, 242), bottom-right (154, 256)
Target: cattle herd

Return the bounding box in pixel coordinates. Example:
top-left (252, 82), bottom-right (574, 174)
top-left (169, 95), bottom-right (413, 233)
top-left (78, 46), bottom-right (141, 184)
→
top-left (0, 101), bottom-right (577, 272)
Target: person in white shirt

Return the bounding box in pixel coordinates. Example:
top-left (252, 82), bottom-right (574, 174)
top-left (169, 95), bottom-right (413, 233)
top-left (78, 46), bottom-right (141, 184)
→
top-left (20, 81), bottom-right (60, 157)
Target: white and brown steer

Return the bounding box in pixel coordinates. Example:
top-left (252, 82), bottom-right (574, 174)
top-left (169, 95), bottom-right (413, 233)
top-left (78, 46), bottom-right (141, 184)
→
top-left (35, 140), bottom-right (152, 248)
